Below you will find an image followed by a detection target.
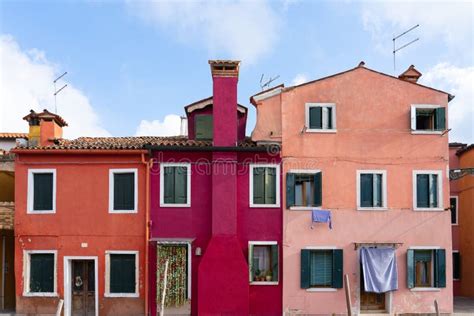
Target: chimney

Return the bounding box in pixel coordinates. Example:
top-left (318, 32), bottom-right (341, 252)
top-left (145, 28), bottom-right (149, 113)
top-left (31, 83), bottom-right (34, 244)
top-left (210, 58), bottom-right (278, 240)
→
top-left (23, 109), bottom-right (67, 147)
top-left (209, 60), bottom-right (240, 147)
top-left (398, 65), bottom-right (422, 83)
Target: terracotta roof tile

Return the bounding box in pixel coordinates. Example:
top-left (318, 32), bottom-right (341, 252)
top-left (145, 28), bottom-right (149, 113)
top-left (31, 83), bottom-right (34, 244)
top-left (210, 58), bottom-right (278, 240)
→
top-left (0, 133), bottom-right (28, 139)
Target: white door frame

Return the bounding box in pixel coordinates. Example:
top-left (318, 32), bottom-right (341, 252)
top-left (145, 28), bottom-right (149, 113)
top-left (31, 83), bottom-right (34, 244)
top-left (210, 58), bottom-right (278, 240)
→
top-left (63, 256), bottom-right (99, 316)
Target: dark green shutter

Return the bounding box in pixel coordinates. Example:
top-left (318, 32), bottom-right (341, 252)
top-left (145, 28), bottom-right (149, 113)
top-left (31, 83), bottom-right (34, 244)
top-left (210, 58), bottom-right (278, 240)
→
top-left (163, 167), bottom-right (175, 203)
top-left (175, 167), bottom-right (188, 204)
top-left (271, 245), bottom-right (279, 282)
top-left (114, 173), bottom-right (134, 210)
top-left (309, 107), bottom-right (322, 129)
top-left (286, 173), bottom-right (295, 208)
top-left (33, 173), bottom-right (53, 210)
top-left (435, 108), bottom-right (446, 131)
top-left (407, 249), bottom-right (415, 289)
top-left (301, 249), bottom-right (311, 289)
top-left (265, 168), bottom-right (277, 205)
top-left (110, 254), bottom-right (136, 293)
top-left (332, 249), bottom-right (343, 288)
top-left (327, 107), bottom-right (333, 129)
top-left (417, 175), bottom-right (429, 208)
top-left (314, 172), bottom-right (322, 207)
top-left (30, 254), bottom-right (54, 293)
top-left (253, 168), bottom-right (265, 205)
top-left (435, 249), bottom-right (446, 288)
top-left (195, 115), bottom-right (213, 140)
top-left (360, 174), bottom-right (373, 207)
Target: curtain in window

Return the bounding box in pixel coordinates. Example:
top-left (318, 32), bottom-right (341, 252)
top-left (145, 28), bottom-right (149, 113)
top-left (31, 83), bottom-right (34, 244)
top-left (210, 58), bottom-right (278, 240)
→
top-left (373, 174), bottom-right (382, 207)
top-left (415, 250), bottom-right (432, 286)
top-left (157, 245), bottom-right (188, 307)
top-left (310, 250), bottom-right (332, 287)
top-left (253, 246), bottom-right (271, 274)
top-left (429, 174), bottom-right (438, 208)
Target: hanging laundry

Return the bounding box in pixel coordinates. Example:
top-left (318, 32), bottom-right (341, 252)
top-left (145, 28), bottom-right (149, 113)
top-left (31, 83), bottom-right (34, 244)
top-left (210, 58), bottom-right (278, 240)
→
top-left (311, 209), bottom-right (332, 229)
top-left (361, 247), bottom-right (398, 293)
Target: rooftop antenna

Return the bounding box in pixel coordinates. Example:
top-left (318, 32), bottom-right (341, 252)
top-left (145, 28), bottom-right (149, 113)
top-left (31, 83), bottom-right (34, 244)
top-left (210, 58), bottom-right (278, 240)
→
top-left (260, 73), bottom-right (280, 90)
top-left (393, 24), bottom-right (420, 72)
top-left (53, 71), bottom-right (68, 113)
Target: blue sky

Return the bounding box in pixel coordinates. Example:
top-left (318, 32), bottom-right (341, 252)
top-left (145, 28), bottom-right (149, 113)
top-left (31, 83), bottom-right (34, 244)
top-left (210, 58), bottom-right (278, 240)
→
top-left (1, 0), bottom-right (472, 142)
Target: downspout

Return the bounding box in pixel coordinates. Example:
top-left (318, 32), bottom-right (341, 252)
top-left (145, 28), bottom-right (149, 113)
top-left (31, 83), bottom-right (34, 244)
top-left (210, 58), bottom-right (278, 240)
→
top-left (142, 152), bottom-right (153, 315)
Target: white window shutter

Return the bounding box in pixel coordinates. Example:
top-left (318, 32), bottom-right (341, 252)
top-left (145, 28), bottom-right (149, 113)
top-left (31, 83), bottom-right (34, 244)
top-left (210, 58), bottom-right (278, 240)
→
top-left (410, 106), bottom-right (416, 130)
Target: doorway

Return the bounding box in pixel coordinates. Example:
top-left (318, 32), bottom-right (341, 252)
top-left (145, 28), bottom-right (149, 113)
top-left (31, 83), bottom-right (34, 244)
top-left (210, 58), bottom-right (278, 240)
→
top-left (64, 257), bottom-right (98, 316)
top-left (360, 264), bottom-right (385, 312)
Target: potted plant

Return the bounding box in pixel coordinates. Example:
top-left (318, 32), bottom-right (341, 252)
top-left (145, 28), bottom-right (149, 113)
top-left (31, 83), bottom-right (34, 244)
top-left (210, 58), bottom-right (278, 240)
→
top-left (265, 270), bottom-right (273, 281)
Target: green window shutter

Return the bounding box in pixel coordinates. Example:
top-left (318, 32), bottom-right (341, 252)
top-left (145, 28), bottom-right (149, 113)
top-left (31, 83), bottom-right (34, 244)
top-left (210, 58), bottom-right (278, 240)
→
top-left (33, 173), bottom-right (53, 210)
top-left (114, 173), bottom-right (134, 210)
top-left (30, 254), bottom-right (54, 293)
top-left (435, 107), bottom-right (446, 130)
top-left (174, 167), bottom-right (188, 204)
top-left (360, 174), bottom-right (373, 207)
top-left (110, 254), bottom-right (136, 293)
top-left (195, 115), bottom-right (213, 140)
top-left (407, 249), bottom-right (415, 289)
top-left (300, 249), bottom-right (311, 289)
top-left (332, 249), bottom-right (343, 288)
top-left (253, 167), bottom-right (265, 205)
top-left (435, 249), bottom-right (446, 288)
top-left (314, 172), bottom-right (322, 207)
top-left (309, 107), bottom-right (322, 129)
top-left (163, 167), bottom-right (175, 204)
top-left (248, 244), bottom-right (254, 282)
top-left (286, 173), bottom-right (295, 208)
top-left (416, 174), bottom-right (429, 208)
top-left (271, 245), bottom-right (279, 282)
top-left (265, 167), bottom-right (277, 205)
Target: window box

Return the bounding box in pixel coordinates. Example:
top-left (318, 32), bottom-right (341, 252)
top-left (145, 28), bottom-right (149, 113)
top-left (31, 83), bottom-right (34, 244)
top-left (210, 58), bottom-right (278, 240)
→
top-left (286, 170), bottom-right (322, 210)
top-left (357, 170), bottom-right (387, 210)
top-left (300, 247), bottom-right (343, 290)
top-left (109, 169), bottom-right (138, 213)
top-left (413, 170), bottom-right (443, 211)
top-left (23, 250), bottom-right (57, 297)
top-left (407, 247), bottom-right (446, 290)
top-left (105, 251), bottom-right (139, 297)
top-left (248, 241), bottom-right (279, 285)
top-left (27, 169), bottom-right (56, 214)
top-left (410, 105), bottom-right (446, 134)
top-left (305, 103), bottom-right (337, 132)
top-left (250, 164), bottom-right (280, 208)
top-left (160, 163), bottom-right (191, 207)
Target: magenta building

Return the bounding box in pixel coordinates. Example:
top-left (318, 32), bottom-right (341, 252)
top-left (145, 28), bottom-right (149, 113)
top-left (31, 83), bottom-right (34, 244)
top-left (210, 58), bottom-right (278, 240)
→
top-left (148, 60), bottom-right (282, 315)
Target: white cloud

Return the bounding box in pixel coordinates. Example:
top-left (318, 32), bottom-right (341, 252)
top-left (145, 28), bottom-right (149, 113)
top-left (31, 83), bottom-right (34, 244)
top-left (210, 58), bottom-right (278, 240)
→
top-left (0, 35), bottom-right (110, 139)
top-left (135, 115), bottom-right (183, 136)
top-left (126, 0), bottom-right (280, 64)
top-left (420, 63), bottom-right (473, 144)
top-left (291, 73), bottom-right (308, 86)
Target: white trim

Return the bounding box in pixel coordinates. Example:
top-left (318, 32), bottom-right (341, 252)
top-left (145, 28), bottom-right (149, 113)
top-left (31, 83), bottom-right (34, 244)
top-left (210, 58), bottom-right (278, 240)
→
top-left (412, 170), bottom-right (443, 211)
top-left (27, 169), bottom-right (56, 214)
top-left (290, 206), bottom-right (320, 211)
top-left (305, 103), bottom-right (337, 132)
top-left (252, 87), bottom-right (284, 103)
top-left (159, 163), bottom-right (191, 207)
top-left (410, 104), bottom-right (445, 134)
top-left (63, 256), bottom-right (99, 316)
top-left (288, 169), bottom-right (321, 174)
top-left (104, 251), bottom-right (139, 298)
top-left (249, 241), bottom-right (278, 245)
top-left (306, 288), bottom-right (337, 292)
top-left (249, 164), bottom-right (280, 208)
top-left (410, 287), bottom-right (441, 292)
top-left (450, 196), bottom-right (459, 225)
top-left (304, 246), bottom-right (337, 250)
top-left (186, 98), bottom-right (246, 114)
top-left (356, 170), bottom-right (388, 211)
top-left (409, 246), bottom-right (441, 250)
top-left (23, 250), bottom-right (58, 297)
top-left (108, 169), bottom-right (138, 213)
top-left (248, 241), bottom-right (279, 286)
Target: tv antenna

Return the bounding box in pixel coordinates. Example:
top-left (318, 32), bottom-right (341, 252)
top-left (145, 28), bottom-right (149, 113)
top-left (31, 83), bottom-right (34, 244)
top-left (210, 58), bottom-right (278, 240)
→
top-left (53, 71), bottom-right (68, 114)
top-left (260, 74), bottom-right (280, 90)
top-left (393, 24), bottom-right (420, 72)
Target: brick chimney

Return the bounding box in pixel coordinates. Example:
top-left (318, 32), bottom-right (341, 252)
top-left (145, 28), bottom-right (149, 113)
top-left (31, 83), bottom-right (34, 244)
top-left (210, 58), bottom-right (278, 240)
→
top-left (209, 60), bottom-right (240, 147)
top-left (398, 65), bottom-right (422, 83)
top-left (23, 109), bottom-right (67, 147)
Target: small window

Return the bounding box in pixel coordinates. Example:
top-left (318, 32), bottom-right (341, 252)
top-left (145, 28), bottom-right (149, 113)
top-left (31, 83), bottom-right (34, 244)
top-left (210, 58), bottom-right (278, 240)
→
top-left (407, 248), bottom-right (446, 289)
top-left (357, 171), bottom-right (387, 210)
top-left (160, 163), bottom-right (191, 207)
top-left (109, 169), bottom-right (137, 213)
top-left (106, 252), bottom-right (138, 297)
top-left (306, 103), bottom-right (336, 132)
top-left (195, 115), bottom-right (213, 140)
top-left (28, 169), bottom-right (56, 213)
top-left (411, 105), bottom-right (446, 132)
top-left (414, 171), bottom-right (442, 210)
top-left (249, 242), bottom-right (278, 284)
top-left (450, 196), bottom-right (458, 225)
top-left (24, 251), bottom-right (56, 296)
top-left (453, 251), bottom-right (460, 280)
top-left (250, 165), bottom-right (280, 207)
top-left (301, 249), bottom-right (343, 289)
top-left (286, 171), bottom-right (322, 209)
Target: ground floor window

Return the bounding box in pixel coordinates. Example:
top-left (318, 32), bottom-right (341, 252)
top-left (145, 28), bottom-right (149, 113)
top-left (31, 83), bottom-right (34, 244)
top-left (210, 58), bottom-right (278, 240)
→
top-left (248, 242), bottom-right (278, 284)
top-left (24, 250), bottom-right (57, 296)
top-left (105, 251), bottom-right (138, 297)
top-left (453, 251), bottom-right (460, 280)
top-left (300, 248), bottom-right (343, 289)
top-left (407, 248), bottom-right (446, 289)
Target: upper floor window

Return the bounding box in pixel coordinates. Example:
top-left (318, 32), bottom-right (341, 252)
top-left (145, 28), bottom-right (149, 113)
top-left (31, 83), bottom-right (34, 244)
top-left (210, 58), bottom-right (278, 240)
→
top-left (160, 163), bottom-right (191, 207)
top-left (357, 170), bottom-right (387, 210)
top-left (413, 171), bottom-right (443, 211)
top-left (248, 242), bottom-right (279, 284)
top-left (407, 248), bottom-right (446, 289)
top-left (250, 164), bottom-right (280, 207)
top-left (450, 196), bottom-right (458, 225)
top-left (24, 250), bottom-right (57, 296)
top-left (109, 169), bottom-right (137, 213)
top-left (286, 170), bottom-right (322, 209)
top-left (305, 103), bottom-right (336, 132)
top-left (411, 105), bottom-right (446, 133)
top-left (195, 115), bottom-right (213, 140)
top-left (27, 169), bottom-right (56, 214)
top-left (300, 248), bottom-right (343, 290)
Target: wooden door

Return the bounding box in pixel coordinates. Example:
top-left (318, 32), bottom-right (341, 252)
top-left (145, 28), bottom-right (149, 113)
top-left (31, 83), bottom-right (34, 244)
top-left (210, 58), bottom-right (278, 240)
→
top-left (360, 265), bottom-right (385, 311)
top-left (72, 260), bottom-right (95, 316)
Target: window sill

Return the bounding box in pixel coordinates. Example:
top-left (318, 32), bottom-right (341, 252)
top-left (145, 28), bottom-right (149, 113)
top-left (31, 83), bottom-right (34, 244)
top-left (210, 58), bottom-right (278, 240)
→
top-left (108, 209), bottom-right (138, 214)
top-left (159, 203), bottom-right (191, 208)
top-left (289, 206), bottom-right (320, 211)
top-left (250, 204), bottom-right (280, 208)
top-left (410, 287), bottom-right (441, 292)
top-left (306, 288), bottom-right (338, 292)
top-left (413, 208), bottom-right (444, 212)
top-left (453, 278), bottom-right (460, 281)
top-left (452, 223), bottom-right (459, 226)
top-left (250, 281), bottom-right (279, 286)
top-left (306, 129), bottom-right (337, 134)
top-left (411, 130), bottom-right (443, 135)
top-left (104, 293), bottom-right (139, 298)
top-left (357, 207), bottom-right (388, 211)
top-left (23, 292), bottom-right (58, 297)
top-left (27, 210), bottom-right (56, 214)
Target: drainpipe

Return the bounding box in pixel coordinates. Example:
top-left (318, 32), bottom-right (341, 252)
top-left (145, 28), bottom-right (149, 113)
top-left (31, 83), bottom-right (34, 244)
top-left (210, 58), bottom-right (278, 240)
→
top-left (142, 152), bottom-right (153, 316)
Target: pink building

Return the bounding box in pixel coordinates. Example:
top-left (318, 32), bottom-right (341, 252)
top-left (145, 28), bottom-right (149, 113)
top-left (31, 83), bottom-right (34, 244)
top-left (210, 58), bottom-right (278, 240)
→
top-left (252, 63), bottom-right (453, 314)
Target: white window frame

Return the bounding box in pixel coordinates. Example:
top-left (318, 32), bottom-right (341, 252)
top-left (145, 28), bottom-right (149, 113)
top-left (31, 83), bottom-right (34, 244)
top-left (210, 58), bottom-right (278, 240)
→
top-left (288, 169), bottom-right (322, 211)
top-left (249, 164), bottom-right (280, 208)
top-left (410, 104), bottom-right (444, 135)
top-left (453, 250), bottom-right (460, 281)
top-left (248, 241), bottom-right (279, 286)
top-left (409, 246), bottom-right (440, 291)
top-left (304, 246), bottom-right (338, 292)
top-left (160, 163), bottom-right (191, 207)
top-left (105, 250), bottom-right (139, 298)
top-left (413, 170), bottom-right (443, 211)
top-left (23, 250), bottom-right (58, 297)
top-left (108, 169), bottom-right (138, 213)
top-left (27, 169), bottom-right (57, 214)
top-left (450, 195), bottom-right (459, 225)
top-left (305, 103), bottom-right (337, 133)
top-left (356, 170), bottom-right (388, 211)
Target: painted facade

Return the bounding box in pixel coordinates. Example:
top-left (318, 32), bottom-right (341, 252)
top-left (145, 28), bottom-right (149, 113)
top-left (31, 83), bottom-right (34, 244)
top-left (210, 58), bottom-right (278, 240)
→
top-left (148, 61), bottom-right (282, 315)
top-left (252, 63), bottom-right (453, 314)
